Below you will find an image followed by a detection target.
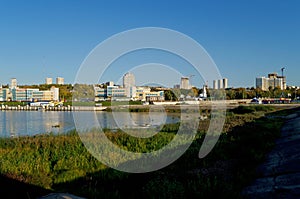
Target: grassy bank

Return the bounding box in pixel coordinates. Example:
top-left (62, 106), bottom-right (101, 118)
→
top-left (0, 101), bottom-right (29, 106)
top-left (0, 105), bottom-right (296, 198)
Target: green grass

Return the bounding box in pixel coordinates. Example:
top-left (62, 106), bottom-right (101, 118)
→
top-left (0, 105), bottom-right (297, 198)
top-left (0, 130), bottom-right (107, 189)
top-left (0, 101), bottom-right (29, 106)
top-left (97, 101), bottom-right (143, 106)
top-left (63, 101), bottom-right (72, 106)
top-left (71, 101), bottom-right (95, 106)
top-left (231, 105), bottom-right (275, 114)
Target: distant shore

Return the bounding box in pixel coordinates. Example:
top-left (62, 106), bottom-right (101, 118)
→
top-left (0, 100), bottom-right (299, 112)
top-left (0, 105), bottom-right (107, 111)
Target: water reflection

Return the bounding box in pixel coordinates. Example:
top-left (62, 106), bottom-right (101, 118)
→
top-left (73, 111), bottom-right (178, 132)
top-left (0, 111), bottom-right (180, 138)
top-left (0, 111), bottom-right (74, 137)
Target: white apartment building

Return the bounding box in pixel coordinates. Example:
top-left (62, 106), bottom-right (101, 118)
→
top-left (45, 77), bottom-right (53, 85)
top-left (123, 72), bottom-right (136, 98)
top-left (180, 77), bottom-right (190, 89)
top-left (56, 77), bottom-right (64, 85)
top-left (256, 73), bottom-right (286, 91)
top-left (213, 78), bottom-right (228, 89)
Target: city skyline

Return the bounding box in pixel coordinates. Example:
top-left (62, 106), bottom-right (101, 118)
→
top-left (0, 1), bottom-right (299, 87)
top-left (0, 73), bottom-right (293, 91)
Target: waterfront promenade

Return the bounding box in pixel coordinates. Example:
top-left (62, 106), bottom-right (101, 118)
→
top-left (243, 108), bottom-right (300, 198)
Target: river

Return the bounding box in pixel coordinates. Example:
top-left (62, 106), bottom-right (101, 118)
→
top-left (0, 111), bottom-right (180, 138)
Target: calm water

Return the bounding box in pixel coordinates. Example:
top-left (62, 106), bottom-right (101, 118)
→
top-left (0, 111), bottom-right (180, 137)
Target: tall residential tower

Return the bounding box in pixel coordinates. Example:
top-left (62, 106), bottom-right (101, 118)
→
top-left (56, 77), bottom-right (64, 85)
top-left (10, 78), bottom-right (18, 89)
top-left (180, 77), bottom-right (190, 89)
top-left (123, 72), bottom-right (136, 98)
top-left (45, 77), bottom-right (53, 85)
top-left (213, 78), bottom-right (228, 89)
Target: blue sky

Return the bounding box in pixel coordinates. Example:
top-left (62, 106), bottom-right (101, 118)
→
top-left (0, 0), bottom-right (299, 88)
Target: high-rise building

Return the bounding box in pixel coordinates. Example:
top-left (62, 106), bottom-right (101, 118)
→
top-left (173, 84), bottom-right (180, 89)
top-left (213, 80), bottom-right (218, 89)
top-left (256, 77), bottom-right (269, 91)
top-left (56, 77), bottom-right (64, 85)
top-left (218, 79), bottom-right (223, 89)
top-left (180, 77), bottom-right (190, 89)
top-left (256, 73), bottom-right (286, 91)
top-left (10, 78), bottom-right (17, 89)
top-left (280, 76), bottom-right (287, 90)
top-left (213, 78), bottom-right (228, 89)
top-left (223, 78), bottom-right (228, 89)
top-left (45, 77), bottom-right (53, 85)
top-left (123, 72), bottom-right (135, 88)
top-left (123, 72), bottom-right (135, 98)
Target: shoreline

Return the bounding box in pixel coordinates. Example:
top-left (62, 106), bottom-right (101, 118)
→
top-left (0, 105), bottom-right (107, 111)
top-left (0, 102), bottom-right (299, 112)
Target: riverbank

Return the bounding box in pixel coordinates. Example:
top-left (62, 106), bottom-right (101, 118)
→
top-left (0, 105), bottom-right (297, 198)
top-left (1, 100), bottom-right (299, 112)
top-left (242, 108), bottom-right (300, 198)
top-left (0, 105), bottom-right (107, 111)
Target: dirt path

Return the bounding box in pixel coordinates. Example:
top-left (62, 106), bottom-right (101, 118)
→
top-left (242, 109), bottom-right (300, 198)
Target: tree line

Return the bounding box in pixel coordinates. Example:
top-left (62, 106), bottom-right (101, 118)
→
top-left (4, 83), bottom-right (299, 102)
top-left (163, 87), bottom-right (300, 101)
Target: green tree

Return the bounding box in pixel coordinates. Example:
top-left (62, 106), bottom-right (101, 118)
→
top-left (226, 89), bottom-right (236, 100)
top-left (191, 87), bottom-right (199, 97)
top-left (72, 84), bottom-right (94, 102)
top-left (164, 90), bottom-right (178, 101)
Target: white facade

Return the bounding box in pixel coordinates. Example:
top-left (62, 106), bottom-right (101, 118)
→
top-left (10, 78), bottom-right (17, 89)
top-left (56, 77), bottom-right (64, 85)
top-left (213, 78), bottom-right (228, 89)
top-left (123, 72), bottom-right (135, 98)
top-left (256, 77), bottom-right (268, 91)
top-left (199, 85), bottom-right (207, 99)
top-left (94, 85), bottom-right (164, 102)
top-left (46, 77), bottom-right (53, 85)
top-left (51, 87), bottom-right (60, 101)
top-left (218, 79), bottom-right (223, 89)
top-left (223, 78), bottom-right (228, 89)
top-left (213, 80), bottom-right (218, 89)
top-left (0, 86), bottom-right (59, 101)
top-left (256, 73), bottom-right (286, 91)
top-left (123, 72), bottom-right (135, 88)
top-left (180, 77), bottom-right (190, 89)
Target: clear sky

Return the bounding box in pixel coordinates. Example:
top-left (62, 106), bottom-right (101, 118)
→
top-left (0, 0), bottom-right (299, 88)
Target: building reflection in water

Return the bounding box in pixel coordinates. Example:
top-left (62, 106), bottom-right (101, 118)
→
top-left (0, 111), bottom-right (180, 138)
